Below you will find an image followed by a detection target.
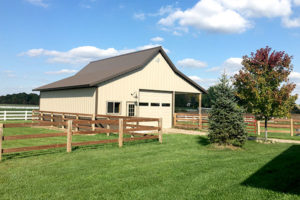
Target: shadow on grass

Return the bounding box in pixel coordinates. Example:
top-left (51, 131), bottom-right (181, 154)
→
top-left (242, 145), bottom-right (300, 195)
top-left (2, 139), bottom-right (159, 161)
top-left (197, 136), bottom-right (210, 146)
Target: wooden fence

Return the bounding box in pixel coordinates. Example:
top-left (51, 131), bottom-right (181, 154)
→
top-left (173, 113), bottom-right (209, 130)
top-left (257, 118), bottom-right (300, 136)
top-left (0, 110), bottom-right (37, 121)
top-left (173, 112), bottom-right (300, 137)
top-left (0, 113), bottom-right (162, 161)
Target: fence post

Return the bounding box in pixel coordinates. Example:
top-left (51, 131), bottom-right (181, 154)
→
top-left (119, 119), bottom-right (123, 147)
top-left (75, 115), bottom-right (79, 132)
top-left (198, 93), bottom-right (202, 129)
top-left (158, 118), bottom-right (163, 144)
top-left (173, 113), bottom-right (176, 127)
top-left (0, 124), bottom-right (3, 161)
top-left (291, 118), bottom-right (294, 137)
top-left (198, 113), bottom-right (202, 129)
top-left (67, 120), bottom-right (72, 153)
top-left (25, 111), bottom-right (28, 121)
top-left (92, 114), bottom-right (95, 131)
top-left (4, 111), bottom-right (6, 121)
top-left (106, 117), bottom-right (110, 136)
top-left (50, 113), bottom-right (54, 127)
top-left (257, 121), bottom-right (261, 136)
top-left (62, 114), bottom-right (65, 129)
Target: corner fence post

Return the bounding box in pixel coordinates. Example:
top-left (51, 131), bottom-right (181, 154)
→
top-left (291, 118), bottom-right (294, 137)
top-left (67, 120), bottom-right (72, 153)
top-left (119, 119), bottom-right (123, 147)
top-left (0, 124), bottom-right (3, 161)
top-left (158, 118), bottom-right (163, 144)
top-left (257, 121), bottom-right (261, 136)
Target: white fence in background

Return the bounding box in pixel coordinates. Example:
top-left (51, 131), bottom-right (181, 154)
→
top-left (0, 110), bottom-right (38, 121)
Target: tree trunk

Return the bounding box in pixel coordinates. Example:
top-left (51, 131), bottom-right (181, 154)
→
top-left (265, 118), bottom-right (268, 141)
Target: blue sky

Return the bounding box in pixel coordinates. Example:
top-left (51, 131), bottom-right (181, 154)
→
top-left (1, 0), bottom-right (300, 102)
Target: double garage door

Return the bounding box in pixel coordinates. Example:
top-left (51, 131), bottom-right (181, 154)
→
top-left (139, 90), bottom-right (172, 128)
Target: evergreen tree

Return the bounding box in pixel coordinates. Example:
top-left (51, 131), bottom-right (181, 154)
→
top-left (208, 74), bottom-right (247, 147)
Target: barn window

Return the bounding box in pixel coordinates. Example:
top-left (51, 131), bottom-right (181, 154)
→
top-left (139, 102), bottom-right (149, 106)
top-left (107, 102), bottom-right (121, 114)
top-left (162, 103), bottom-right (170, 107)
top-left (151, 103), bottom-right (160, 106)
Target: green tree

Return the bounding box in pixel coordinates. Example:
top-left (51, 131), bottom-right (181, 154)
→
top-left (233, 46), bottom-right (297, 140)
top-left (0, 93), bottom-right (39, 105)
top-left (208, 74), bottom-right (247, 147)
top-left (202, 86), bottom-right (218, 108)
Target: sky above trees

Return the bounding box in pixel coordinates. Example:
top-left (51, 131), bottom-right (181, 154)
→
top-left (1, 0), bottom-right (300, 102)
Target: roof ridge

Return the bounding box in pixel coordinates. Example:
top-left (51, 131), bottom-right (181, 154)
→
top-left (89, 46), bottom-right (162, 64)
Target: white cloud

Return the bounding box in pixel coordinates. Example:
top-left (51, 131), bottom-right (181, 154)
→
top-left (177, 58), bottom-right (207, 68)
top-left (282, 17), bottom-right (300, 27)
top-left (20, 46), bottom-right (120, 65)
top-left (158, 0), bottom-right (251, 34)
top-left (25, 0), bottom-right (48, 8)
top-left (151, 37), bottom-right (164, 42)
top-left (133, 13), bottom-right (145, 20)
top-left (189, 75), bottom-right (218, 88)
top-left (219, 0), bottom-right (292, 18)
top-left (20, 44), bottom-right (170, 65)
top-left (206, 57), bottom-right (243, 75)
top-left (158, 0), bottom-right (300, 35)
top-left (290, 71), bottom-right (300, 80)
top-left (136, 44), bottom-right (170, 53)
top-left (45, 69), bottom-right (78, 75)
top-left (294, 0), bottom-right (300, 6)
top-left (149, 5), bottom-right (177, 16)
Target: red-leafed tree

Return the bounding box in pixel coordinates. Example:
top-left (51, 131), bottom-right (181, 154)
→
top-left (233, 46), bottom-right (297, 140)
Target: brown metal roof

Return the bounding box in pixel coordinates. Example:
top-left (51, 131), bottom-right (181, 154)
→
top-left (33, 46), bottom-right (207, 93)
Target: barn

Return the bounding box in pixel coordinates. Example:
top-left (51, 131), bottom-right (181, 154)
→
top-left (33, 46), bottom-right (206, 128)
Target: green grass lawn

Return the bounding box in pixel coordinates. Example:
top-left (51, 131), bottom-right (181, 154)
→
top-left (0, 126), bottom-right (299, 199)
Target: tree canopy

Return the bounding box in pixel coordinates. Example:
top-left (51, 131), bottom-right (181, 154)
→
top-left (0, 93), bottom-right (39, 105)
top-left (233, 46), bottom-right (297, 139)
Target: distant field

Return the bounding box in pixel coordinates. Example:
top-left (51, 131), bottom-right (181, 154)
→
top-left (0, 104), bottom-right (38, 111)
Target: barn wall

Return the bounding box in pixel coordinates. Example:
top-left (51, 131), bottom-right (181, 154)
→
top-left (97, 53), bottom-right (200, 115)
top-left (40, 88), bottom-right (96, 114)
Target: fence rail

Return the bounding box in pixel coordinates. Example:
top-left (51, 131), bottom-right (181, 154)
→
top-left (0, 111), bottom-right (163, 161)
top-left (173, 113), bottom-right (208, 130)
top-left (174, 112), bottom-right (300, 137)
top-left (0, 110), bottom-right (38, 121)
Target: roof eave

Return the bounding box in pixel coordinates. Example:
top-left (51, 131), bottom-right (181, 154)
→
top-left (33, 84), bottom-right (92, 92)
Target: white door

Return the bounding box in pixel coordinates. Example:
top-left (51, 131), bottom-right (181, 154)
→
top-left (127, 102), bottom-right (136, 117)
top-left (139, 90), bottom-right (172, 128)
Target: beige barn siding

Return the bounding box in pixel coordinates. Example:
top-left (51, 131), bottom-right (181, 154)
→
top-left (40, 88), bottom-right (96, 114)
top-left (97, 53), bottom-right (200, 115)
